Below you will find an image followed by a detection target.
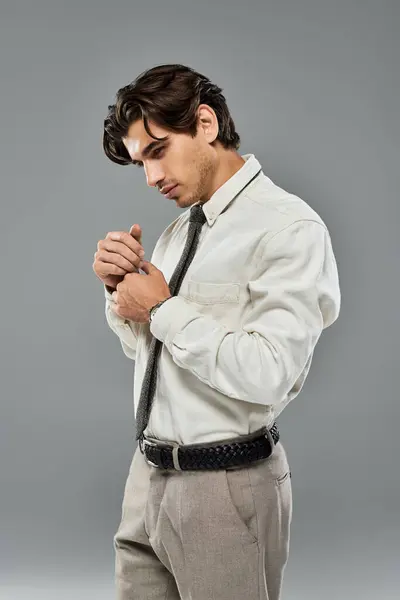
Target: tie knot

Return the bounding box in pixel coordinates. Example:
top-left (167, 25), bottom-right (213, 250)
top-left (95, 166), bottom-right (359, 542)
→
top-left (189, 204), bottom-right (207, 225)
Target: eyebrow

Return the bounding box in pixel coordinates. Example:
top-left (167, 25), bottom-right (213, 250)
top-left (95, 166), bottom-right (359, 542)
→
top-left (131, 137), bottom-right (169, 166)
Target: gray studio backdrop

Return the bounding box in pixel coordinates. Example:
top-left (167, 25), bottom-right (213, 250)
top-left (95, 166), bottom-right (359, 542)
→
top-left (1, 1), bottom-right (399, 599)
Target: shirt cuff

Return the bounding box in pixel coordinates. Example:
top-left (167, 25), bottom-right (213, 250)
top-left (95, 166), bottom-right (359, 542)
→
top-left (150, 296), bottom-right (197, 344)
top-left (104, 285), bottom-right (116, 300)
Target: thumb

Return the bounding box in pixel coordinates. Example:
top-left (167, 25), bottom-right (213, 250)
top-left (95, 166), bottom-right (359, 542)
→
top-left (140, 260), bottom-right (157, 275)
top-left (129, 223), bottom-right (142, 245)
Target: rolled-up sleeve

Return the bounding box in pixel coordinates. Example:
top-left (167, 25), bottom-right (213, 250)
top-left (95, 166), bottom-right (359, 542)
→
top-left (150, 220), bottom-right (341, 405)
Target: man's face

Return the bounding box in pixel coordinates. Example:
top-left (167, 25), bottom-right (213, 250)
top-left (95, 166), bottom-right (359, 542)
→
top-left (122, 117), bottom-right (216, 208)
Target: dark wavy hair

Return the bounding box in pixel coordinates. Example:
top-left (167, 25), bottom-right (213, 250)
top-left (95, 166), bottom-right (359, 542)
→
top-left (103, 64), bottom-right (241, 165)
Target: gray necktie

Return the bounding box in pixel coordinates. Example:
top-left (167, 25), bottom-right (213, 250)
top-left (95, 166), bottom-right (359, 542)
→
top-left (135, 203), bottom-right (207, 442)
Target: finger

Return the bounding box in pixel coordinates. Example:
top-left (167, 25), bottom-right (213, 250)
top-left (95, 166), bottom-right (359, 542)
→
top-left (129, 224), bottom-right (142, 245)
top-left (106, 231), bottom-right (145, 258)
top-left (139, 260), bottom-right (156, 274)
top-left (96, 250), bottom-right (138, 273)
top-left (99, 240), bottom-right (141, 269)
top-left (93, 259), bottom-right (126, 277)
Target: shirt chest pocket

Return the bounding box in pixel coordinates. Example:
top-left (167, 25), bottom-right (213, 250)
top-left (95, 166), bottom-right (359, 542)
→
top-left (183, 280), bottom-right (241, 305)
top-left (179, 281), bottom-right (241, 328)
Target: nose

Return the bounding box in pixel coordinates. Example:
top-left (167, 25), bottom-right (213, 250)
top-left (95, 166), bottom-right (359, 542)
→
top-left (145, 163), bottom-right (165, 189)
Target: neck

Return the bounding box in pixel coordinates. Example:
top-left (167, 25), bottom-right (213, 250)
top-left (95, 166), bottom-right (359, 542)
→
top-left (202, 150), bottom-right (245, 203)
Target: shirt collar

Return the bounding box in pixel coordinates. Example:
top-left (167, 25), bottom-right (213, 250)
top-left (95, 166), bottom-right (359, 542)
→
top-left (197, 154), bottom-right (263, 226)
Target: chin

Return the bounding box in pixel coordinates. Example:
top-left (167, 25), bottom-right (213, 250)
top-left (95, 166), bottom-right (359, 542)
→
top-left (174, 194), bottom-right (190, 208)
top-left (172, 188), bottom-right (197, 208)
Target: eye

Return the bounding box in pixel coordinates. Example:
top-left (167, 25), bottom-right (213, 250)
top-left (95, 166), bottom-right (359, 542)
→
top-left (133, 146), bottom-right (165, 168)
top-left (152, 147), bottom-right (164, 158)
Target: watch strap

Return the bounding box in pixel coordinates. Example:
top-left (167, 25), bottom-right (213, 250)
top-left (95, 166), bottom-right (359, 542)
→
top-left (149, 297), bottom-right (171, 322)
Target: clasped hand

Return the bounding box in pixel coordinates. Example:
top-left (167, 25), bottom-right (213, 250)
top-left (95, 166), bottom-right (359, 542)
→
top-left (111, 261), bottom-right (172, 323)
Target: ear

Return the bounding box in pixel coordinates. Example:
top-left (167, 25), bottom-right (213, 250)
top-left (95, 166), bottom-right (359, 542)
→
top-left (197, 104), bottom-right (218, 144)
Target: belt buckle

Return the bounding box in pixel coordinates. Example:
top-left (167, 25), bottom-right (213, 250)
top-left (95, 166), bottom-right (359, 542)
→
top-left (140, 435), bottom-right (184, 471)
top-left (141, 437), bottom-right (160, 468)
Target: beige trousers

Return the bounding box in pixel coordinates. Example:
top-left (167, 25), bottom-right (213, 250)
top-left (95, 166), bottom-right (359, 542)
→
top-left (114, 439), bottom-right (292, 600)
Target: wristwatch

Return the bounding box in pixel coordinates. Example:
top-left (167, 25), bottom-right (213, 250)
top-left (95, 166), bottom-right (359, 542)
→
top-left (149, 297), bottom-right (172, 323)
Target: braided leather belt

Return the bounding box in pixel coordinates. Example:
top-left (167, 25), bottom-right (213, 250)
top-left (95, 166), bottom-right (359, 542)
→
top-left (139, 422), bottom-right (280, 471)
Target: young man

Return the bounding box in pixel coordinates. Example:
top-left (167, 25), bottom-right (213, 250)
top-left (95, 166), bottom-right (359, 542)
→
top-left (93, 63), bottom-right (341, 600)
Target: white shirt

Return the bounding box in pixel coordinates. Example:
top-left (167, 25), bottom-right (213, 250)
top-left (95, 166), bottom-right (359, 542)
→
top-left (104, 154), bottom-right (341, 445)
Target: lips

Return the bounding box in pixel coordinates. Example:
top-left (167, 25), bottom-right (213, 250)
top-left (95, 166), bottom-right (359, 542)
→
top-left (162, 184), bottom-right (178, 198)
